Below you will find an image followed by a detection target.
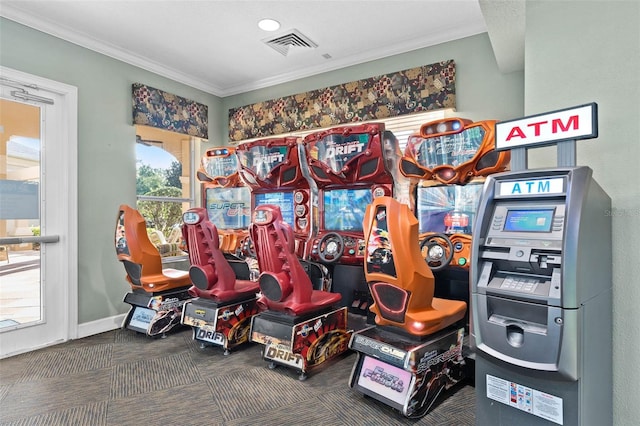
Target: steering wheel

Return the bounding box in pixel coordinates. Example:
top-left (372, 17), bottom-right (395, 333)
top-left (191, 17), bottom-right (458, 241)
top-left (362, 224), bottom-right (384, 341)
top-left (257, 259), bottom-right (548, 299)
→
top-left (420, 233), bottom-right (454, 271)
top-left (238, 237), bottom-right (257, 259)
top-left (317, 232), bottom-right (345, 263)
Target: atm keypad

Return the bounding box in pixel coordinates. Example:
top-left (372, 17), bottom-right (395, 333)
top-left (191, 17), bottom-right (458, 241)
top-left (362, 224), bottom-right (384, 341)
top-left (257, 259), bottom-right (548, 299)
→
top-left (501, 276), bottom-right (539, 293)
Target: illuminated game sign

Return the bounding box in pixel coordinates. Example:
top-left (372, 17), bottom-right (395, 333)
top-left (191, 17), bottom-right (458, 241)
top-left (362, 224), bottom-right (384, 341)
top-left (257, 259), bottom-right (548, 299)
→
top-left (412, 125), bottom-right (485, 170)
top-left (202, 148), bottom-right (239, 178)
top-left (401, 118), bottom-right (509, 185)
top-left (495, 103), bottom-right (598, 151)
top-left (309, 133), bottom-right (369, 173)
top-left (237, 145), bottom-right (288, 180)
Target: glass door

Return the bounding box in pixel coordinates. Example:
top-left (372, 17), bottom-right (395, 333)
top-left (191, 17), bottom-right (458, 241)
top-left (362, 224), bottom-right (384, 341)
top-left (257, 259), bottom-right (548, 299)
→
top-left (0, 99), bottom-right (44, 328)
top-left (0, 68), bottom-right (76, 358)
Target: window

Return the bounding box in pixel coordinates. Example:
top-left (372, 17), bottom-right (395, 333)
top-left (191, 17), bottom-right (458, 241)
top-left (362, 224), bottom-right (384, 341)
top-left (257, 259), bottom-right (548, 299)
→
top-left (135, 125), bottom-right (198, 255)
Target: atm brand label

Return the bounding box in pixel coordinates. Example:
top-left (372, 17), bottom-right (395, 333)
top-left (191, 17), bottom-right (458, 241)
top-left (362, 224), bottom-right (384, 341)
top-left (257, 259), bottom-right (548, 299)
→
top-left (499, 178), bottom-right (564, 196)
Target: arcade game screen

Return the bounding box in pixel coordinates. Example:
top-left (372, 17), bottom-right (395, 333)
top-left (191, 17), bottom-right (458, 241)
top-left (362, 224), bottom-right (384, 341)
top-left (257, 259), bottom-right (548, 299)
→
top-left (205, 187), bottom-right (251, 230)
top-left (254, 191), bottom-right (295, 226)
top-left (416, 183), bottom-right (483, 234)
top-left (323, 188), bottom-right (372, 232)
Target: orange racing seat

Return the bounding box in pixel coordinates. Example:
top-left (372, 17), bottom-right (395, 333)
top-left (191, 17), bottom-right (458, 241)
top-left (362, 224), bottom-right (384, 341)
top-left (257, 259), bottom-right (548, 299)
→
top-left (363, 196), bottom-right (466, 336)
top-left (115, 204), bottom-right (191, 293)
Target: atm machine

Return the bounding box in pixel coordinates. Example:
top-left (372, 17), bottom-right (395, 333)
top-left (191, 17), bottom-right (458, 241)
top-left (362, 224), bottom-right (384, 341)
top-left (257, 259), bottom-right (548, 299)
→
top-left (471, 104), bottom-right (612, 425)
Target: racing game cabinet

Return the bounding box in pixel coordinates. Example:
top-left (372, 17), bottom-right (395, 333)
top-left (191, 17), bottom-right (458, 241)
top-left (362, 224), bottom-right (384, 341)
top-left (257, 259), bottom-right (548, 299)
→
top-left (115, 204), bottom-right (192, 337)
top-left (198, 146), bottom-right (253, 257)
top-left (179, 208), bottom-right (261, 354)
top-left (236, 136), bottom-right (328, 291)
top-left (303, 123), bottom-right (397, 316)
top-left (348, 196), bottom-right (468, 418)
top-left (249, 204), bottom-right (351, 380)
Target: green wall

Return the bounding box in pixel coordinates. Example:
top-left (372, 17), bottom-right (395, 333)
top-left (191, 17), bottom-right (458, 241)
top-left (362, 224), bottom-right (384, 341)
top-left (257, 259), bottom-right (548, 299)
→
top-left (222, 33), bottom-right (524, 144)
top-left (0, 18), bottom-right (222, 323)
top-left (523, 1), bottom-right (640, 424)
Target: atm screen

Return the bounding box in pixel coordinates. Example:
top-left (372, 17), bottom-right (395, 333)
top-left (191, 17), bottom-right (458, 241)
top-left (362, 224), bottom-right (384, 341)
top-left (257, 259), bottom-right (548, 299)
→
top-left (205, 187), bottom-right (251, 230)
top-left (254, 191), bottom-right (295, 226)
top-left (355, 355), bottom-right (412, 407)
top-left (323, 188), bottom-right (372, 232)
top-left (416, 183), bottom-right (483, 234)
top-left (503, 208), bottom-right (555, 232)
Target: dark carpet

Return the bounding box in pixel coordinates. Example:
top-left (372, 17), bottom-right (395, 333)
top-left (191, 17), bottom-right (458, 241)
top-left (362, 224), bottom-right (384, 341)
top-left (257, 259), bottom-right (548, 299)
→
top-left (0, 326), bottom-right (475, 425)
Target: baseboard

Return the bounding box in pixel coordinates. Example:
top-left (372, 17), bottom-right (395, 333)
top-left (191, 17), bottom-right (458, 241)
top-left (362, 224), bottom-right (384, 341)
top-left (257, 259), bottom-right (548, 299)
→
top-left (77, 314), bottom-right (126, 339)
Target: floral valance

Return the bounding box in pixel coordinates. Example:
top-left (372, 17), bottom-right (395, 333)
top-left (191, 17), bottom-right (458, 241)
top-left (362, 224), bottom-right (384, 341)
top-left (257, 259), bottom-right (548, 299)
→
top-left (132, 83), bottom-right (208, 139)
top-left (228, 59), bottom-right (455, 142)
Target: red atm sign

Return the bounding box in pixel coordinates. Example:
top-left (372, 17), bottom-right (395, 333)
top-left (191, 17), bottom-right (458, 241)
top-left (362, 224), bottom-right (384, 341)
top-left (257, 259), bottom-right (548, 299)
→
top-left (495, 103), bottom-right (598, 151)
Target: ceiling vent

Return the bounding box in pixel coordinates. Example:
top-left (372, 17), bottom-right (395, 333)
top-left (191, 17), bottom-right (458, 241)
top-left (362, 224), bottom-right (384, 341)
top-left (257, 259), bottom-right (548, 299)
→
top-left (263, 29), bottom-right (318, 56)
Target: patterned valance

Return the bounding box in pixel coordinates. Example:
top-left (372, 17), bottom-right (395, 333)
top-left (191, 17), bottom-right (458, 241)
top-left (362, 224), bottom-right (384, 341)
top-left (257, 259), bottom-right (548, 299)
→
top-left (228, 60), bottom-right (455, 142)
top-left (132, 83), bottom-right (208, 139)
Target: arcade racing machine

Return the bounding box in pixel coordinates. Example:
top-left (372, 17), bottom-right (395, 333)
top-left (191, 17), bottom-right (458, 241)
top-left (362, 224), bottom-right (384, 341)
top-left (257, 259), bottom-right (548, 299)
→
top-left (400, 118), bottom-right (510, 318)
top-left (179, 208), bottom-right (261, 354)
top-left (348, 196), bottom-right (467, 418)
top-left (302, 123), bottom-right (397, 319)
top-left (248, 204), bottom-right (350, 380)
top-left (346, 117), bottom-right (509, 417)
top-left (197, 146), bottom-right (252, 257)
top-left (115, 204), bottom-right (192, 337)
top-left (236, 136), bottom-right (328, 290)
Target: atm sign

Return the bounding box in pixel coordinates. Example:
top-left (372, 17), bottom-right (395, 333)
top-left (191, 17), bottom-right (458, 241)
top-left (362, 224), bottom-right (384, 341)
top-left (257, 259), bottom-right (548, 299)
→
top-left (495, 103), bottom-right (597, 150)
top-left (499, 178), bottom-right (564, 196)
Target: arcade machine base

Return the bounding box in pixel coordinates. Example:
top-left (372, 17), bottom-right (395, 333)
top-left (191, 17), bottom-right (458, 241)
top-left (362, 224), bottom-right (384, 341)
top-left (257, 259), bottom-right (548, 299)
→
top-left (122, 287), bottom-right (192, 337)
top-left (348, 324), bottom-right (468, 418)
top-left (250, 307), bottom-right (352, 380)
top-left (181, 296), bottom-right (261, 354)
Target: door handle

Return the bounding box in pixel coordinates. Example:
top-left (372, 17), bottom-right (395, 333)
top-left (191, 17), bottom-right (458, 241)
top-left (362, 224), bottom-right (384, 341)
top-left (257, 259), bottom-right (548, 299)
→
top-left (0, 235), bottom-right (60, 244)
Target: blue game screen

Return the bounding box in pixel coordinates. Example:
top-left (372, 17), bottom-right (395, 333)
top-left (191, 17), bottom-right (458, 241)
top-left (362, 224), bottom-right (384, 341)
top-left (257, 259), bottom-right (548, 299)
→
top-left (323, 188), bottom-right (372, 232)
top-left (205, 187), bottom-right (252, 229)
top-left (416, 183), bottom-right (483, 234)
top-left (254, 192), bottom-right (295, 226)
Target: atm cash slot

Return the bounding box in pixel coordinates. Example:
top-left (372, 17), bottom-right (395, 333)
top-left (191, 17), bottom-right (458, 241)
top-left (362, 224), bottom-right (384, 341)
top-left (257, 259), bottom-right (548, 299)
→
top-left (479, 246), bottom-right (562, 276)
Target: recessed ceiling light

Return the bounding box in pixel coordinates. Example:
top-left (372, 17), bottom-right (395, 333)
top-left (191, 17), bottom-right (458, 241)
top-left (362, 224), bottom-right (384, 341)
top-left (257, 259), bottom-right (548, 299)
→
top-left (258, 18), bottom-right (280, 32)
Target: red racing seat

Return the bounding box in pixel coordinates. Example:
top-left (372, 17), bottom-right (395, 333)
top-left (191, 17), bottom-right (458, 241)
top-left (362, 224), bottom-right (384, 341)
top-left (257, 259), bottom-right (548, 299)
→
top-left (363, 196), bottom-right (466, 336)
top-left (182, 208), bottom-right (259, 302)
top-left (250, 204), bottom-right (341, 316)
top-left (115, 205), bottom-right (191, 293)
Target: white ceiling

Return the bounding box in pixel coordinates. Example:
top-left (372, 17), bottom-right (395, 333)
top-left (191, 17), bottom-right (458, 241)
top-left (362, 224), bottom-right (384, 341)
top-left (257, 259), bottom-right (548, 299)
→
top-left (0, 0), bottom-right (524, 97)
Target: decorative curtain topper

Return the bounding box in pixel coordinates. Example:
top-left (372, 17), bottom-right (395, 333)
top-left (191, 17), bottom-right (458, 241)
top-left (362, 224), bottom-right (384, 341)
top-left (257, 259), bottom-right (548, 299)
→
top-left (133, 83), bottom-right (208, 139)
top-left (229, 60), bottom-right (455, 142)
